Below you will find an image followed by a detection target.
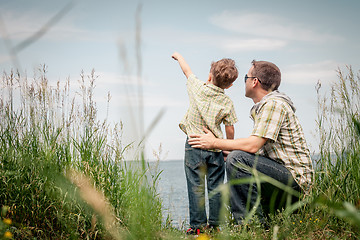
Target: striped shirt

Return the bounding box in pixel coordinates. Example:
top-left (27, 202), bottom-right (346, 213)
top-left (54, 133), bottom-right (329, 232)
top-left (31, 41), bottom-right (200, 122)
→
top-left (179, 74), bottom-right (238, 148)
top-left (251, 91), bottom-right (314, 190)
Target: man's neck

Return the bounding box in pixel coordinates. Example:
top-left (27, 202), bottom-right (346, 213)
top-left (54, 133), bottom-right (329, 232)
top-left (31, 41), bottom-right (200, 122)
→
top-left (253, 89), bottom-right (271, 104)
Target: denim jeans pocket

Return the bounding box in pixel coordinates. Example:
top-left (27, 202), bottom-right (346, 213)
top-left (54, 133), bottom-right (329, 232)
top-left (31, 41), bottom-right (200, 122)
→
top-left (185, 147), bottom-right (203, 169)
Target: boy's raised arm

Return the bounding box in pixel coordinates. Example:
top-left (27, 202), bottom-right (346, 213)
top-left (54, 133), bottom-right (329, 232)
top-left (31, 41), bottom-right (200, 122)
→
top-left (172, 52), bottom-right (193, 78)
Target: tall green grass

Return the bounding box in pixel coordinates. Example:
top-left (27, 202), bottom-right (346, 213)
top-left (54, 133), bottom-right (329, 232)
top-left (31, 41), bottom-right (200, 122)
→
top-left (315, 66), bottom-right (360, 204)
top-left (0, 67), bottom-right (163, 239)
top-left (311, 66), bottom-right (360, 234)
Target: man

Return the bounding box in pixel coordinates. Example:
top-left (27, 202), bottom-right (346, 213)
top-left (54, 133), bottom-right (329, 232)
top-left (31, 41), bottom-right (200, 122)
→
top-left (188, 60), bottom-right (314, 225)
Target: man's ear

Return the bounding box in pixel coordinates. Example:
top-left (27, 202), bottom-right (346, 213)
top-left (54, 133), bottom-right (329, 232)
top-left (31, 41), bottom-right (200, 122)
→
top-left (252, 78), bottom-right (259, 87)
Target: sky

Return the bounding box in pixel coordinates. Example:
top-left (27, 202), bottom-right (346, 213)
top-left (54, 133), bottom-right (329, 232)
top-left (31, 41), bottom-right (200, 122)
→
top-left (1, 0), bottom-right (360, 161)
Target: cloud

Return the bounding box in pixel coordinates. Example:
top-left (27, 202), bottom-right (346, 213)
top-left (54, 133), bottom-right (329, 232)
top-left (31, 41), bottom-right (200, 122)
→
top-left (220, 38), bottom-right (287, 51)
top-left (64, 71), bottom-right (155, 90)
top-left (210, 11), bottom-right (342, 43)
top-left (143, 26), bottom-right (286, 51)
top-left (146, 10), bottom-right (342, 53)
top-left (95, 72), bottom-right (151, 86)
top-left (0, 9), bottom-right (113, 44)
top-left (79, 71), bottom-right (185, 108)
top-left (282, 60), bottom-right (342, 85)
top-left (0, 55), bottom-right (13, 64)
top-left (109, 91), bottom-right (185, 108)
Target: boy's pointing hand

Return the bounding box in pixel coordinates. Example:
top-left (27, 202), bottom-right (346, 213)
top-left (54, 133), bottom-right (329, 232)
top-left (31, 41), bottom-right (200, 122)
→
top-left (171, 52), bottom-right (180, 61)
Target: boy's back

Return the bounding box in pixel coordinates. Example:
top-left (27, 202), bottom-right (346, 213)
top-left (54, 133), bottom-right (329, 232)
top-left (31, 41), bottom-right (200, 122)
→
top-left (172, 52), bottom-right (239, 233)
top-left (179, 73), bottom-right (237, 140)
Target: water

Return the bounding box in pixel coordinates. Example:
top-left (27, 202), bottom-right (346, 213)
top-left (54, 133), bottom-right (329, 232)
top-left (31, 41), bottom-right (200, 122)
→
top-left (155, 160), bottom-right (215, 228)
top-left (156, 160), bottom-right (189, 228)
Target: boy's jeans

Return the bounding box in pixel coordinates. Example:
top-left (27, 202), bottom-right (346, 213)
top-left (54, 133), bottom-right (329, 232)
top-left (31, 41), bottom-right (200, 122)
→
top-left (226, 150), bottom-right (302, 225)
top-left (184, 139), bottom-right (225, 229)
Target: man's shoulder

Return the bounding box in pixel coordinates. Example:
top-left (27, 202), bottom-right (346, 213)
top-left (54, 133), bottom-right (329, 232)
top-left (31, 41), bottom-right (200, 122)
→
top-left (254, 98), bottom-right (293, 120)
top-left (262, 96), bottom-right (291, 110)
top-left (259, 97), bottom-right (280, 109)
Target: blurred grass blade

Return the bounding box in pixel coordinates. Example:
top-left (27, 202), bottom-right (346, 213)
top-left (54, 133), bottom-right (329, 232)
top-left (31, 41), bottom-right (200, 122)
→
top-left (334, 202), bottom-right (360, 226)
top-left (352, 116), bottom-right (360, 136)
top-left (67, 169), bottom-right (125, 240)
top-left (140, 107), bottom-right (166, 145)
top-left (136, 3), bottom-right (144, 137)
top-left (13, 1), bottom-right (75, 53)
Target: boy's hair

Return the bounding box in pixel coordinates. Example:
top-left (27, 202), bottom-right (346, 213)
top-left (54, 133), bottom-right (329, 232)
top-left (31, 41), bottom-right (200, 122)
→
top-left (251, 60), bottom-right (281, 91)
top-left (210, 58), bottom-right (238, 89)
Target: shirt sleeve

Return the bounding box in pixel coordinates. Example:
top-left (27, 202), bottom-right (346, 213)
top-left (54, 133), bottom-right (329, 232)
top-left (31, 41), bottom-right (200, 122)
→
top-left (222, 101), bottom-right (238, 126)
top-left (187, 74), bottom-right (203, 91)
top-left (252, 100), bottom-right (286, 141)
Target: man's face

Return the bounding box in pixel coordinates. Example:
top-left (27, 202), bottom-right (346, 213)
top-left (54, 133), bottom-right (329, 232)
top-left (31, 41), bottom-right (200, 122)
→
top-left (244, 66), bottom-right (255, 98)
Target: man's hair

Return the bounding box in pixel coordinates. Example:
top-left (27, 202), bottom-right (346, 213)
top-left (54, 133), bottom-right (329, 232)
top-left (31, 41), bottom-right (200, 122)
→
top-left (210, 58), bottom-right (238, 89)
top-left (251, 60), bottom-right (281, 91)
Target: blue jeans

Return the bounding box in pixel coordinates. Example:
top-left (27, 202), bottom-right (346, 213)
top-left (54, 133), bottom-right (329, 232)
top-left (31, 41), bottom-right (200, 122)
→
top-left (184, 139), bottom-right (225, 229)
top-left (226, 150), bottom-right (301, 225)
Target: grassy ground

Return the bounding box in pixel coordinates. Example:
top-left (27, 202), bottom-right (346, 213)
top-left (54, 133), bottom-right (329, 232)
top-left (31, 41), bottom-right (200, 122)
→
top-left (0, 66), bottom-right (359, 239)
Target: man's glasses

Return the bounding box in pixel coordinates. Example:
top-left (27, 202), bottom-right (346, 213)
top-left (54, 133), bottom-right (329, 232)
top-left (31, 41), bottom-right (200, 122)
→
top-left (244, 74), bottom-right (262, 83)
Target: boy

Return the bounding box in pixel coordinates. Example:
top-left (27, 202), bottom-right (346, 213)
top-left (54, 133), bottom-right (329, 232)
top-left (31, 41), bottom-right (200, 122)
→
top-left (171, 52), bottom-right (238, 234)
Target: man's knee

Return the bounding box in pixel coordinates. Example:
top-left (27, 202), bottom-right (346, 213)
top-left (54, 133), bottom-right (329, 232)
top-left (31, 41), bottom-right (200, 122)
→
top-left (226, 150), bottom-right (251, 176)
top-left (226, 151), bottom-right (239, 172)
top-left (227, 150), bottom-right (249, 164)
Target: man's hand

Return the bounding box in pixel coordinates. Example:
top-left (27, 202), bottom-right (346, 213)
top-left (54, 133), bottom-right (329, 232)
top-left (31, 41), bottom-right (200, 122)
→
top-left (188, 127), bottom-right (216, 149)
top-left (190, 127), bottom-right (268, 153)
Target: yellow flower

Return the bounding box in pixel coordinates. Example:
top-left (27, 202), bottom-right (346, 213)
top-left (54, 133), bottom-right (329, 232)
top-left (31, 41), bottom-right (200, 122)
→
top-left (4, 231), bottom-right (13, 239)
top-left (292, 222), bottom-right (295, 225)
top-left (197, 233), bottom-right (210, 240)
top-left (3, 218), bottom-right (12, 225)
top-left (299, 220), bottom-right (302, 223)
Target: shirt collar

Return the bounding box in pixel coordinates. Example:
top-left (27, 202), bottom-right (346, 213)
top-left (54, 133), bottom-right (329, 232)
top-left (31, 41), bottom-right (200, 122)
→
top-left (204, 82), bottom-right (224, 93)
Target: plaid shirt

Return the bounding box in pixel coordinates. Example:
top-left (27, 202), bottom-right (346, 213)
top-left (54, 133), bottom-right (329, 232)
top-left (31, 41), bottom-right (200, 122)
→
top-left (180, 74), bottom-right (237, 145)
top-left (251, 92), bottom-right (314, 190)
